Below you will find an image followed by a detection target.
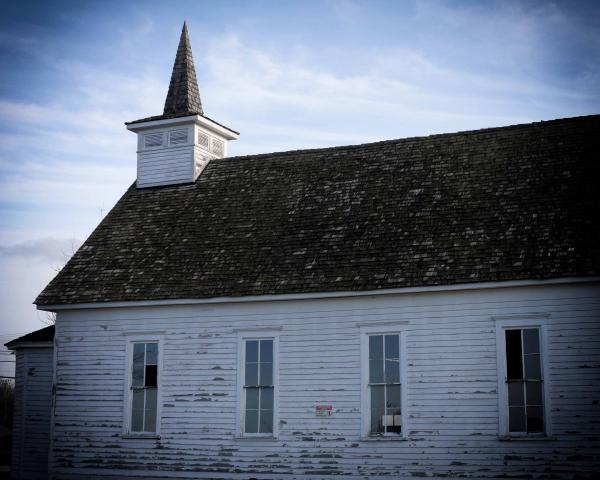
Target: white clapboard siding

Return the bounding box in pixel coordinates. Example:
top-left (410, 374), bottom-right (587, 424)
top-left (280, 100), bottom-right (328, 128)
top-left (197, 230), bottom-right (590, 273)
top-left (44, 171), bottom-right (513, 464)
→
top-left (12, 346), bottom-right (53, 480)
top-left (49, 282), bottom-right (600, 479)
top-left (137, 146), bottom-right (194, 188)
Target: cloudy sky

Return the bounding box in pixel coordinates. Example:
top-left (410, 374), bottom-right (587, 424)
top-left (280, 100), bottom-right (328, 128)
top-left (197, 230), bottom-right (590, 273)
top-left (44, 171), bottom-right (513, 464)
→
top-left (0, 0), bottom-right (599, 373)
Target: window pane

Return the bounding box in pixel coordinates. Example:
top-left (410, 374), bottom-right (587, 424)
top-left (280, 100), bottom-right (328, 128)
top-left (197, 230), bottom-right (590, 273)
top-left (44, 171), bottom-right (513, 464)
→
top-left (131, 390), bottom-right (144, 432)
top-left (132, 343), bottom-right (145, 387)
top-left (146, 343), bottom-right (158, 365)
top-left (260, 340), bottom-right (273, 363)
top-left (385, 335), bottom-right (399, 359)
top-left (245, 409), bottom-right (258, 433)
top-left (509, 406), bottom-right (526, 432)
top-left (505, 330), bottom-right (523, 380)
top-left (260, 362), bottom-right (273, 386)
top-left (386, 384), bottom-right (401, 410)
top-left (527, 406), bottom-right (544, 433)
top-left (385, 359), bottom-right (400, 383)
top-left (386, 409), bottom-right (402, 434)
top-left (370, 385), bottom-right (385, 433)
top-left (261, 387), bottom-right (274, 410)
top-left (246, 340), bottom-right (259, 363)
top-left (371, 408), bottom-right (385, 434)
top-left (369, 335), bottom-right (383, 359)
top-left (369, 358), bottom-right (383, 384)
top-left (144, 388), bottom-right (157, 432)
top-left (246, 387), bottom-right (259, 410)
top-left (508, 382), bottom-right (524, 406)
top-left (245, 362), bottom-right (258, 385)
top-left (524, 354), bottom-right (541, 379)
top-left (145, 365), bottom-right (158, 387)
top-left (523, 329), bottom-right (539, 355)
top-left (526, 382), bottom-right (543, 406)
top-left (259, 409), bottom-right (273, 433)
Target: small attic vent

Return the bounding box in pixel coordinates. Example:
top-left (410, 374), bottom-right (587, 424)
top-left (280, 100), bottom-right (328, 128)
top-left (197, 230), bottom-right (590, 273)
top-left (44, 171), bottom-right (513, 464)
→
top-left (211, 138), bottom-right (224, 157)
top-left (198, 131), bottom-right (210, 149)
top-left (169, 129), bottom-right (188, 145)
top-left (144, 133), bottom-right (163, 148)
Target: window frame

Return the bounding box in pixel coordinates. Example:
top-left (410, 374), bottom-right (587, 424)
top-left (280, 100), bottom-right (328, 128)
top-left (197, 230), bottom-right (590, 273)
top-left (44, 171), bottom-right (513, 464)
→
top-left (494, 316), bottom-right (552, 438)
top-left (360, 324), bottom-right (408, 439)
top-left (122, 335), bottom-right (164, 437)
top-left (236, 330), bottom-right (280, 439)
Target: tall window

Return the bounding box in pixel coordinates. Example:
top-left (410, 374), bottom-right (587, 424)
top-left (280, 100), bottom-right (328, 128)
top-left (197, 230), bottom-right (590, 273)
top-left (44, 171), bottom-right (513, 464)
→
top-left (368, 334), bottom-right (401, 435)
top-left (243, 339), bottom-right (274, 434)
top-left (505, 328), bottom-right (544, 434)
top-left (130, 342), bottom-right (158, 433)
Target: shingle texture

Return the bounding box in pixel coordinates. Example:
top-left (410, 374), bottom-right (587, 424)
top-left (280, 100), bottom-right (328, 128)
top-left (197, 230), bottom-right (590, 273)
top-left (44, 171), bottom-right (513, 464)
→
top-left (162, 22), bottom-right (203, 116)
top-left (36, 115), bottom-right (600, 306)
top-left (5, 326), bottom-right (55, 349)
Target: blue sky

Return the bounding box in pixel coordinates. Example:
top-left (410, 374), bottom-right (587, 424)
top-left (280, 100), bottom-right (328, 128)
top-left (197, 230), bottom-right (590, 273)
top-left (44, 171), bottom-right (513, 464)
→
top-left (0, 0), bottom-right (599, 371)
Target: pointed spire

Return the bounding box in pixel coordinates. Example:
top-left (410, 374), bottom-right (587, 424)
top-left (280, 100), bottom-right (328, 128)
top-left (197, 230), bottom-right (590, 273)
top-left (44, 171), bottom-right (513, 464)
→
top-left (163, 22), bottom-right (203, 116)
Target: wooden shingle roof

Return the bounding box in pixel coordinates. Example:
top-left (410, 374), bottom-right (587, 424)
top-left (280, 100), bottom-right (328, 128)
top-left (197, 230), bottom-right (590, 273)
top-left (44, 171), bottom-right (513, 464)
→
top-left (36, 115), bottom-right (600, 306)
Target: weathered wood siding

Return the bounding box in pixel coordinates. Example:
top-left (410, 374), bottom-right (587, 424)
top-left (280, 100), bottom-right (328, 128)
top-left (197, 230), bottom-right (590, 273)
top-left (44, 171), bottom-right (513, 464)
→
top-left (11, 347), bottom-right (53, 480)
top-left (137, 146), bottom-right (194, 188)
top-left (51, 282), bottom-right (600, 479)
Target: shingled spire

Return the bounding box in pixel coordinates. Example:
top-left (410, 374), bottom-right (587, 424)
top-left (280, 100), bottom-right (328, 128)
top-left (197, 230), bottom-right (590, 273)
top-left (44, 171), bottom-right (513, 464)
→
top-left (163, 22), bottom-right (203, 116)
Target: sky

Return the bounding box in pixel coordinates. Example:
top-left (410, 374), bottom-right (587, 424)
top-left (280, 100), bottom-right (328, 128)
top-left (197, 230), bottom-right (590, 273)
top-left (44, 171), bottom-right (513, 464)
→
top-left (0, 0), bottom-right (599, 375)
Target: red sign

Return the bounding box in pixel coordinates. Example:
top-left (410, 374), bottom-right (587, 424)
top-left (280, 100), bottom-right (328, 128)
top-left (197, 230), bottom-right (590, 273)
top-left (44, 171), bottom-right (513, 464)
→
top-left (315, 405), bottom-right (333, 417)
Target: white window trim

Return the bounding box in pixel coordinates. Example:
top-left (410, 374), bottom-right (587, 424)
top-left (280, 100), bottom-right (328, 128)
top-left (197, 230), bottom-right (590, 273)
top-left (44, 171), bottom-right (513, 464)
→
top-left (122, 334), bottom-right (164, 438)
top-left (360, 324), bottom-right (409, 440)
top-left (494, 316), bottom-right (552, 438)
top-left (236, 329), bottom-right (280, 439)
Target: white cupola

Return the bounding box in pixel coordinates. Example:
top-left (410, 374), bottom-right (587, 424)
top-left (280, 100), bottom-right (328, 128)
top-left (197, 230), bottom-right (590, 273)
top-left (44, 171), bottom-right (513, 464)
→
top-left (125, 22), bottom-right (239, 188)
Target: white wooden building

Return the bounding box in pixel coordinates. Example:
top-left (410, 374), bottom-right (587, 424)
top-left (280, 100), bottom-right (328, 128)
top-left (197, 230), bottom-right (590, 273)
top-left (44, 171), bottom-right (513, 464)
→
top-left (8, 22), bottom-right (600, 479)
top-left (5, 326), bottom-right (54, 480)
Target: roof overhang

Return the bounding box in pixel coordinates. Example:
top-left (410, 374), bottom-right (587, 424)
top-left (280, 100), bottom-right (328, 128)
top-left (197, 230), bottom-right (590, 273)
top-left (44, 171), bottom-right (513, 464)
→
top-left (36, 276), bottom-right (600, 312)
top-left (5, 341), bottom-right (53, 351)
top-left (126, 114), bottom-right (239, 140)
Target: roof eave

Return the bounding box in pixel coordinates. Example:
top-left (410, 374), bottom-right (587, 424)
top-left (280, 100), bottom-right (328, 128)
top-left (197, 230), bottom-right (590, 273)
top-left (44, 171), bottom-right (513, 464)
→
top-left (126, 114), bottom-right (239, 140)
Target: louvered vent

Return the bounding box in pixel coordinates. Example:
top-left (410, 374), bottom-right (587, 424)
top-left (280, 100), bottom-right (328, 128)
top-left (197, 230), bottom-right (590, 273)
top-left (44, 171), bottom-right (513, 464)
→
top-left (198, 132), bottom-right (210, 150)
top-left (169, 129), bottom-right (188, 145)
top-left (211, 138), bottom-right (224, 157)
top-left (144, 133), bottom-right (163, 148)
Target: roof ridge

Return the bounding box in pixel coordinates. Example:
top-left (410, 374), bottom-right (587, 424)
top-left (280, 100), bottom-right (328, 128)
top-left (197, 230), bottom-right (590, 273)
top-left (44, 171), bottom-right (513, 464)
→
top-left (221, 114), bottom-right (600, 163)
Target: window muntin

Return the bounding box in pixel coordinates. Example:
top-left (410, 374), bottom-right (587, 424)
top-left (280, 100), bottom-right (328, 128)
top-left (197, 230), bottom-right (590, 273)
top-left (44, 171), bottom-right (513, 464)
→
top-left (243, 339), bottom-right (274, 434)
top-left (505, 328), bottom-right (544, 434)
top-left (368, 334), bottom-right (401, 435)
top-left (130, 342), bottom-right (158, 433)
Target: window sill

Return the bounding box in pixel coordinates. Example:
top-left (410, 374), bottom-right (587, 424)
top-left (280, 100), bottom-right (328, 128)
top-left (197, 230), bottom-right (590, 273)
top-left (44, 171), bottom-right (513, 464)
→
top-left (235, 436), bottom-right (278, 442)
top-left (120, 433), bottom-right (161, 440)
top-left (361, 435), bottom-right (409, 442)
top-left (498, 435), bottom-right (555, 442)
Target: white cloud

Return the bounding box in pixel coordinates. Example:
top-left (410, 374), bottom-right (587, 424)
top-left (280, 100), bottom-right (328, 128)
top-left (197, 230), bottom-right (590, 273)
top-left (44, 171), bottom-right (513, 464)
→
top-left (0, 237), bottom-right (80, 263)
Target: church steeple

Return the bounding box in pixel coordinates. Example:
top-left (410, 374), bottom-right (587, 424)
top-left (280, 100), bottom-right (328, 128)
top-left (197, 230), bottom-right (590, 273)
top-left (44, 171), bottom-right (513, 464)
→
top-left (126, 22), bottom-right (239, 189)
top-left (163, 22), bottom-right (203, 116)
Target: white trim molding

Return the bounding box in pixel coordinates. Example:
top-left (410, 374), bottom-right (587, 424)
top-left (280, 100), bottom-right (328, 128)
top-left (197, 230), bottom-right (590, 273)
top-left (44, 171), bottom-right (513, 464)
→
top-left (38, 276), bottom-right (600, 312)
